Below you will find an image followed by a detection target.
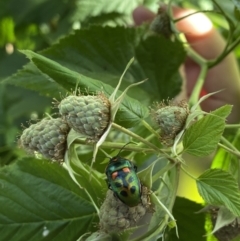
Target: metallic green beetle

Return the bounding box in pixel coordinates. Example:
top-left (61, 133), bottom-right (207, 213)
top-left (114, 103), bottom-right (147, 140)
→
top-left (105, 156), bottom-right (142, 207)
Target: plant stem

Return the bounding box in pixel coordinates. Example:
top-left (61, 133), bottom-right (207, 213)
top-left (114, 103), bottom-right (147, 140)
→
top-left (207, 0), bottom-right (236, 68)
top-left (179, 33), bottom-right (207, 65)
top-left (127, 133), bottom-right (157, 159)
top-left (218, 143), bottom-right (240, 158)
top-left (112, 123), bottom-right (161, 152)
top-left (74, 139), bottom-right (154, 153)
top-left (181, 166), bottom-right (197, 180)
top-left (208, 36), bottom-right (240, 68)
top-left (212, 0), bottom-right (235, 30)
top-left (173, 10), bottom-right (217, 23)
top-left (188, 63), bottom-right (208, 108)
top-left (171, 2), bottom-right (219, 110)
top-left (220, 136), bottom-right (239, 152)
top-left (225, 124), bottom-right (240, 129)
top-left (112, 123), bottom-right (176, 163)
top-left (141, 119), bottom-right (160, 139)
top-left (168, 163), bottom-right (181, 212)
top-left (177, 33), bottom-right (208, 108)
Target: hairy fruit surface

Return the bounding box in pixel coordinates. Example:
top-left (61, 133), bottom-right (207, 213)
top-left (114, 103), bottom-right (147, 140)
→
top-left (58, 93), bottom-right (110, 141)
top-left (151, 100), bottom-right (189, 146)
top-left (99, 186), bottom-right (151, 233)
top-left (19, 118), bottom-right (70, 161)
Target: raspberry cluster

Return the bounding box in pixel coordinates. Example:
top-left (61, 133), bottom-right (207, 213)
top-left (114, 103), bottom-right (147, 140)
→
top-left (19, 92), bottom-right (111, 161)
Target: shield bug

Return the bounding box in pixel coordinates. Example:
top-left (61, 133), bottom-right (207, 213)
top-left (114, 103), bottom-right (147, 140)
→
top-left (105, 145), bottom-right (142, 207)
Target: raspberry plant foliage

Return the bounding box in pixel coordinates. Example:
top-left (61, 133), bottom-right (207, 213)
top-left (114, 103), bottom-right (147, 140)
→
top-left (2, 0), bottom-right (240, 241)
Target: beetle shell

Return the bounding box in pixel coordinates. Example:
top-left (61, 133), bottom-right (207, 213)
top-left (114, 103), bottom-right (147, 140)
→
top-left (105, 156), bottom-right (142, 207)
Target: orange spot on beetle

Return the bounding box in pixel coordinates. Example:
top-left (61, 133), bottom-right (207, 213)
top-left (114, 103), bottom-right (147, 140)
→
top-left (111, 172), bottom-right (118, 180)
top-left (122, 167), bottom-right (130, 173)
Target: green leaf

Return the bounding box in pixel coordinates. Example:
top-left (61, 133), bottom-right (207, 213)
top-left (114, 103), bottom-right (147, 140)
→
top-left (145, 164), bottom-right (179, 241)
top-left (137, 160), bottom-right (156, 188)
top-left (4, 62), bottom-right (66, 97)
top-left (0, 158), bottom-right (97, 241)
top-left (45, 26), bottom-right (184, 101)
top-left (81, 12), bottom-right (131, 27)
top-left (168, 197), bottom-right (206, 241)
top-left (211, 128), bottom-right (240, 183)
top-left (211, 104), bottom-right (232, 119)
top-left (211, 146), bottom-right (240, 182)
top-left (183, 105), bottom-right (232, 156)
top-left (196, 169), bottom-right (240, 217)
top-left (73, 0), bottom-right (140, 24)
top-left (4, 25), bottom-right (185, 103)
top-left (16, 49), bottom-right (149, 127)
top-left (65, 134), bottom-right (107, 212)
top-left (135, 34), bottom-right (185, 101)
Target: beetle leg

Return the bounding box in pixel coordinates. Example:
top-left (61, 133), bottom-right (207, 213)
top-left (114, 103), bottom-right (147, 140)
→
top-left (105, 179), bottom-right (112, 190)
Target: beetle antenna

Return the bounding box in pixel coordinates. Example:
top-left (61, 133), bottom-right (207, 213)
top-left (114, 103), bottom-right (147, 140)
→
top-left (116, 142), bottom-right (135, 157)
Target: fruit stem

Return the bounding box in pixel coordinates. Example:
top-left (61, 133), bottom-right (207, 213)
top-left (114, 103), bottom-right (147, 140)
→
top-left (168, 163), bottom-right (181, 213)
top-left (176, 37), bottom-right (208, 108)
top-left (188, 63), bottom-right (208, 108)
top-left (112, 123), bottom-right (161, 152)
top-left (225, 124), bottom-right (240, 129)
top-left (112, 123), bottom-right (176, 163)
top-left (173, 10), bottom-right (216, 23)
top-left (220, 136), bottom-right (239, 152)
top-left (180, 166), bottom-right (197, 180)
top-left (218, 143), bottom-right (240, 158)
top-left (218, 138), bottom-right (240, 158)
top-left (141, 119), bottom-right (160, 139)
top-left (127, 133), bottom-right (158, 159)
top-left (176, 32), bottom-right (208, 108)
top-left (73, 139), bottom-right (154, 153)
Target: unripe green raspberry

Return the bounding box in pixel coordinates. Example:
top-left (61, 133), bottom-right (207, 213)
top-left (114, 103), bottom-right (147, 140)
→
top-left (150, 7), bottom-right (172, 38)
top-left (151, 100), bottom-right (189, 146)
top-left (19, 118), bottom-right (70, 161)
top-left (58, 93), bottom-right (110, 141)
top-left (99, 186), bottom-right (151, 233)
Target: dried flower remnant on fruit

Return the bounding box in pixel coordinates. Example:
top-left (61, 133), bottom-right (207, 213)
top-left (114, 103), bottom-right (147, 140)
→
top-left (58, 92), bottom-right (111, 141)
top-left (210, 207), bottom-right (240, 241)
top-left (19, 118), bottom-right (70, 161)
top-left (151, 100), bottom-right (189, 146)
top-left (99, 186), bottom-right (152, 233)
